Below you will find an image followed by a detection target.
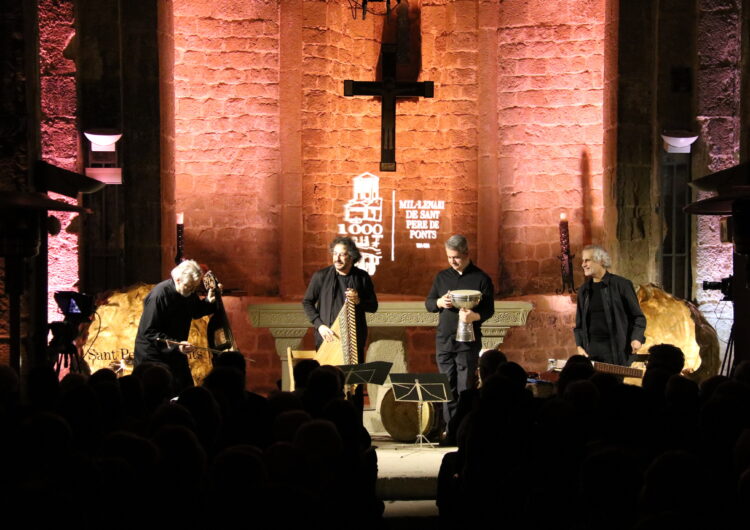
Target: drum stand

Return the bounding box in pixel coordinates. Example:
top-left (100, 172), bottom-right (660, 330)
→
top-left (414, 400), bottom-right (435, 448)
top-left (390, 372), bottom-right (452, 451)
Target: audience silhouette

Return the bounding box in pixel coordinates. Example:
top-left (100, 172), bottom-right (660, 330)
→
top-left (1, 342), bottom-right (748, 529)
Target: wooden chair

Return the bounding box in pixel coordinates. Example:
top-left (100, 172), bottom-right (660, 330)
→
top-left (286, 347), bottom-right (317, 392)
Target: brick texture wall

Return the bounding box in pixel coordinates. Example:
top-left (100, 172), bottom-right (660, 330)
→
top-left (693, 0), bottom-right (739, 354)
top-left (172, 0), bottom-right (282, 393)
top-left (171, 0), bottom-right (606, 392)
top-left (40, 0), bottom-right (80, 323)
top-left (300, 0), bottom-right (484, 297)
top-left (173, 0), bottom-right (281, 294)
top-left (496, 0), bottom-right (606, 296)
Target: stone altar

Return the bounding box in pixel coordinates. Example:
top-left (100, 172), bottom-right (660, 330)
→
top-left (247, 300), bottom-right (533, 391)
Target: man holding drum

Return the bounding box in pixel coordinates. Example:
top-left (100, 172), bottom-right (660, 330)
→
top-left (426, 235), bottom-right (495, 441)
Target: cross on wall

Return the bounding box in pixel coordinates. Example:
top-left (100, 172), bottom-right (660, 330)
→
top-left (344, 43), bottom-right (434, 172)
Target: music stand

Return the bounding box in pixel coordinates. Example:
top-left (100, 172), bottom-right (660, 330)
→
top-left (389, 372), bottom-right (453, 447)
top-left (336, 361), bottom-right (393, 387)
top-left (337, 362), bottom-right (393, 414)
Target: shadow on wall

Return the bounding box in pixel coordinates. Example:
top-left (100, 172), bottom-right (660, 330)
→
top-left (579, 149), bottom-right (593, 247)
top-left (378, 0), bottom-right (422, 82)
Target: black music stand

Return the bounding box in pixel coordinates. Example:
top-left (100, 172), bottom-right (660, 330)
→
top-left (389, 372), bottom-right (452, 447)
top-left (336, 361), bottom-right (393, 387)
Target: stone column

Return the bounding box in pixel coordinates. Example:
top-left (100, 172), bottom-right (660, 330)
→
top-left (280, 0), bottom-right (306, 298)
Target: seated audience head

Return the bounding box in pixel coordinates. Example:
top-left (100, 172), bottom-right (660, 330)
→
top-left (202, 365), bottom-right (246, 409)
top-left (136, 362), bottom-right (175, 411)
top-left (305, 366), bottom-right (344, 404)
top-left (89, 368), bottom-right (118, 386)
top-left (557, 355), bottom-right (594, 396)
top-left (733, 360), bottom-right (750, 387)
top-left (478, 348), bottom-right (508, 384)
top-left (212, 351), bottom-right (248, 378)
top-left (267, 390), bottom-right (304, 417)
top-left (293, 359), bottom-right (320, 391)
top-left (272, 409), bottom-right (312, 443)
top-left (646, 344), bottom-right (685, 376)
top-left (496, 361), bottom-right (528, 393)
top-left (699, 374), bottom-right (730, 404)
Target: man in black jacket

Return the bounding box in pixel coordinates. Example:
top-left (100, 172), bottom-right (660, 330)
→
top-left (426, 234), bottom-right (494, 431)
top-left (302, 236), bottom-right (378, 362)
top-left (134, 259), bottom-right (217, 392)
top-left (574, 245), bottom-right (646, 366)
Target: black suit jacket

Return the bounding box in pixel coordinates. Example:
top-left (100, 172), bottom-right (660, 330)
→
top-left (302, 265), bottom-right (378, 355)
top-left (574, 272), bottom-right (647, 366)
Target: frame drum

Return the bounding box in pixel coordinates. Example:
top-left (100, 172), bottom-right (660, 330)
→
top-left (379, 387), bottom-right (441, 443)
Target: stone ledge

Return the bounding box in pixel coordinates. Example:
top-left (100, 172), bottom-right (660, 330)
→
top-left (248, 300), bottom-right (533, 329)
top-left (248, 300), bottom-right (533, 390)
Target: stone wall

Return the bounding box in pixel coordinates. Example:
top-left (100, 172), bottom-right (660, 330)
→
top-left (0, 1), bottom-right (33, 365)
top-left (496, 0), bottom-right (607, 296)
top-left (169, 0), bottom-right (610, 392)
top-left (500, 295), bottom-right (578, 372)
top-left (172, 0), bottom-right (283, 392)
top-left (694, 0), bottom-right (740, 355)
top-left (301, 0), bottom-right (484, 297)
top-left (173, 0), bottom-right (282, 294)
top-left (40, 0), bottom-right (79, 323)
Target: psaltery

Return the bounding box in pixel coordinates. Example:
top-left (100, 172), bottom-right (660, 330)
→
top-left (316, 298), bottom-right (359, 396)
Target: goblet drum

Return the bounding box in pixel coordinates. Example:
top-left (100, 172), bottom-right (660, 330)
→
top-left (450, 289), bottom-right (482, 342)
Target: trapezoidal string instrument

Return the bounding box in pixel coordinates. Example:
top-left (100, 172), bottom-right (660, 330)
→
top-left (316, 297), bottom-right (359, 397)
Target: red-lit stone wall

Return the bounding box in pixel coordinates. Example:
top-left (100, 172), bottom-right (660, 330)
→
top-left (172, 0), bottom-right (282, 392)
top-left (173, 0), bottom-right (281, 294)
top-left (300, 1), bottom-right (382, 278)
top-left (170, 0), bottom-right (609, 390)
top-left (39, 0), bottom-right (80, 323)
top-left (300, 0), bottom-right (483, 297)
top-left (496, 0), bottom-right (606, 296)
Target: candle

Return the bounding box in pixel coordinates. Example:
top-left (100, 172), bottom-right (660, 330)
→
top-left (559, 212), bottom-right (570, 255)
top-left (175, 212), bottom-right (185, 265)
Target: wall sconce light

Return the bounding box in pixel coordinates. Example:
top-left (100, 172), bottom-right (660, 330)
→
top-left (84, 129), bottom-right (122, 184)
top-left (661, 130), bottom-right (698, 153)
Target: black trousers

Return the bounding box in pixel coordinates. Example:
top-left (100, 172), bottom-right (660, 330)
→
top-left (436, 344), bottom-right (480, 426)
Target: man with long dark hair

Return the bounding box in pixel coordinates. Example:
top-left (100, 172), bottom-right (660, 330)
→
top-left (302, 236), bottom-right (378, 362)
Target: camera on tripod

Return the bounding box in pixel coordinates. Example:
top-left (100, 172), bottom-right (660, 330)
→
top-left (702, 276), bottom-right (733, 301)
top-left (48, 291), bottom-right (95, 375)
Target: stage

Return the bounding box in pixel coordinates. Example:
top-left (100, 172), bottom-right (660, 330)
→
top-left (371, 432), bottom-right (454, 526)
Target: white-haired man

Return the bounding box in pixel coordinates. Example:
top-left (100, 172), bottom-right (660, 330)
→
top-left (135, 260), bottom-right (217, 392)
top-left (574, 245), bottom-right (646, 366)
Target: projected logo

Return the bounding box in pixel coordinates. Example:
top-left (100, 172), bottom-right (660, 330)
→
top-left (338, 172), bottom-right (384, 276)
top-left (399, 199), bottom-right (445, 248)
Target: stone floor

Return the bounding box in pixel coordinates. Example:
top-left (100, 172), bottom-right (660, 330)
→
top-left (371, 432), bottom-right (454, 528)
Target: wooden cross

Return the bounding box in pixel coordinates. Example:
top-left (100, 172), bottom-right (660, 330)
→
top-left (344, 44), bottom-right (434, 172)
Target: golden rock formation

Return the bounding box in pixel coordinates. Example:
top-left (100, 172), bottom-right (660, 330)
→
top-left (637, 283), bottom-right (720, 383)
top-left (82, 284), bottom-right (213, 385)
